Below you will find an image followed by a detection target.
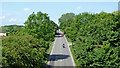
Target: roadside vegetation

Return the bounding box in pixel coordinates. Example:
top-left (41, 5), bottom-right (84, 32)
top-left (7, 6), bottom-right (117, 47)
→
top-left (1, 11), bottom-right (58, 67)
top-left (59, 11), bottom-right (120, 66)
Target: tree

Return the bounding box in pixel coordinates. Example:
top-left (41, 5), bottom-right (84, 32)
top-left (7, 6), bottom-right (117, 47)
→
top-left (59, 13), bottom-right (75, 31)
top-left (59, 11), bottom-right (120, 66)
top-left (24, 11), bottom-right (58, 41)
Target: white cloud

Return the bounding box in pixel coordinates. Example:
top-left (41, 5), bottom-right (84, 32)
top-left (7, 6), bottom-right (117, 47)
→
top-left (24, 8), bottom-right (30, 12)
top-left (6, 13), bottom-right (11, 16)
top-left (0, 16), bottom-right (5, 19)
top-left (9, 18), bottom-right (16, 22)
top-left (76, 6), bottom-right (81, 10)
top-left (18, 19), bottom-right (27, 23)
top-left (17, 18), bottom-right (26, 21)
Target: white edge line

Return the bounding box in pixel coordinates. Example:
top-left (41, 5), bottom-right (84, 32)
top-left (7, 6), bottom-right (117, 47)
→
top-left (47, 37), bottom-right (57, 65)
top-left (64, 35), bottom-right (76, 67)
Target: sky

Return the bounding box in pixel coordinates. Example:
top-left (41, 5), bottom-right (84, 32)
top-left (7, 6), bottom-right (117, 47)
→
top-left (0, 2), bottom-right (118, 26)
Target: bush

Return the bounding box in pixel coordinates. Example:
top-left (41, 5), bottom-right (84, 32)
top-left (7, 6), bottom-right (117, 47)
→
top-left (60, 11), bottom-right (120, 66)
top-left (2, 35), bottom-right (49, 67)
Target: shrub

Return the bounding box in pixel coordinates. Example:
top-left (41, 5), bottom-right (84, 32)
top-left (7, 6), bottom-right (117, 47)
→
top-left (2, 35), bottom-right (49, 67)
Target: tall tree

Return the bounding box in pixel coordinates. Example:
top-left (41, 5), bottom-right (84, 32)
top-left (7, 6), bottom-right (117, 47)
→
top-left (59, 13), bottom-right (75, 31)
top-left (24, 11), bottom-right (58, 41)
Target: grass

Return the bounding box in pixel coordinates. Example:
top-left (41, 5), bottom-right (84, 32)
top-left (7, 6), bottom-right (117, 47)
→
top-left (45, 38), bottom-right (55, 64)
top-left (66, 37), bottom-right (72, 42)
top-left (64, 33), bottom-right (78, 66)
top-left (65, 35), bottom-right (72, 43)
top-left (47, 41), bottom-right (54, 54)
top-left (70, 46), bottom-right (79, 67)
top-left (65, 36), bottom-right (78, 66)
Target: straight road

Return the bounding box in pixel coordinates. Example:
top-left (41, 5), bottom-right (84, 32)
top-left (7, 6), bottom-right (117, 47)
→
top-left (47, 31), bottom-right (76, 67)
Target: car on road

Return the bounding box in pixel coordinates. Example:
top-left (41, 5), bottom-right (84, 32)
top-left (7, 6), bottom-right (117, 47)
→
top-left (61, 34), bottom-right (64, 36)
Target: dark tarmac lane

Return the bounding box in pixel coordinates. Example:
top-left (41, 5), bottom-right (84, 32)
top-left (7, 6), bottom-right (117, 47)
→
top-left (47, 31), bottom-right (76, 68)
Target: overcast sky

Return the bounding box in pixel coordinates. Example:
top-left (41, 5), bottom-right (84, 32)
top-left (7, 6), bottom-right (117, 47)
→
top-left (0, 2), bottom-right (118, 26)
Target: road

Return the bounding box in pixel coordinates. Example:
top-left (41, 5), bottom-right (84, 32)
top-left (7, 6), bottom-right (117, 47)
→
top-left (47, 31), bottom-right (76, 68)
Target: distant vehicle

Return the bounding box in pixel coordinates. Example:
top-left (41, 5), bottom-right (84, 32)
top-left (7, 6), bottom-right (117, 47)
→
top-left (61, 34), bottom-right (64, 36)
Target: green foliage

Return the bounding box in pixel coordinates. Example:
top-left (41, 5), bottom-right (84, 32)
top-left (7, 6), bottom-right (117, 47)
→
top-left (1, 25), bottom-right (25, 36)
top-left (59, 13), bottom-right (75, 31)
top-left (59, 11), bottom-right (120, 66)
top-left (2, 11), bottom-right (58, 67)
top-left (2, 35), bottom-right (49, 67)
top-left (24, 11), bottom-right (58, 41)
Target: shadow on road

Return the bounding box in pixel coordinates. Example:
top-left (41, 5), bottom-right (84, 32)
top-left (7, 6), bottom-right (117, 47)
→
top-left (48, 54), bottom-right (70, 61)
top-left (46, 65), bottom-right (76, 68)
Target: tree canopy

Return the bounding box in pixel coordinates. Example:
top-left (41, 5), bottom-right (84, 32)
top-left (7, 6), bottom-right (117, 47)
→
top-left (59, 13), bottom-right (75, 30)
top-left (59, 11), bottom-right (120, 66)
top-left (2, 11), bottom-right (58, 67)
top-left (24, 11), bottom-right (58, 41)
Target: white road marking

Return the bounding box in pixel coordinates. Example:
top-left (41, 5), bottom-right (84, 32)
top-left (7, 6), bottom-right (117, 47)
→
top-left (64, 35), bottom-right (76, 67)
top-left (47, 37), bottom-right (57, 65)
top-left (47, 30), bottom-right (76, 67)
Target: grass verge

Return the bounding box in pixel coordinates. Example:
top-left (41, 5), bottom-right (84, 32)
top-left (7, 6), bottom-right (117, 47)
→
top-left (47, 41), bottom-right (54, 54)
top-left (65, 35), bottom-right (72, 43)
top-left (65, 35), bottom-right (78, 66)
top-left (70, 45), bottom-right (79, 67)
top-left (45, 38), bottom-right (55, 64)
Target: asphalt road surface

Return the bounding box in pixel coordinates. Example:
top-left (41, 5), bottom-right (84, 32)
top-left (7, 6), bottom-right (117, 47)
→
top-left (47, 31), bottom-right (76, 68)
